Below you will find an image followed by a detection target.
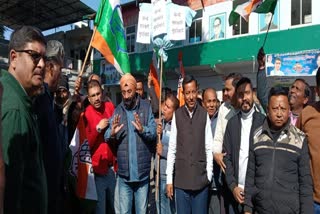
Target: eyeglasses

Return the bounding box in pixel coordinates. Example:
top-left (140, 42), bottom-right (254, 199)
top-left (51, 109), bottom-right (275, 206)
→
top-left (15, 49), bottom-right (46, 65)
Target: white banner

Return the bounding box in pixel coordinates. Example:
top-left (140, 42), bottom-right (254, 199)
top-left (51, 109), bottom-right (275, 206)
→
top-left (137, 11), bottom-right (151, 44)
top-left (152, 0), bottom-right (167, 37)
top-left (168, 8), bottom-right (186, 41)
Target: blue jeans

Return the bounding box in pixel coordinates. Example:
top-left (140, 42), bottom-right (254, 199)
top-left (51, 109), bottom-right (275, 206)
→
top-left (156, 178), bottom-right (175, 214)
top-left (175, 186), bottom-right (208, 214)
top-left (95, 167), bottom-right (116, 214)
top-left (118, 176), bottom-right (149, 214)
top-left (114, 173), bottom-right (120, 214)
top-left (315, 201), bottom-right (320, 214)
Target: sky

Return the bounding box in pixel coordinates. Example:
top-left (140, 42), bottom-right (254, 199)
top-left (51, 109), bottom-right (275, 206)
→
top-left (4, 0), bottom-right (100, 40)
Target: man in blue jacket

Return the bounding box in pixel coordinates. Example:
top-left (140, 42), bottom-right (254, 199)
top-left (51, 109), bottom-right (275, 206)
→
top-left (105, 73), bottom-right (156, 213)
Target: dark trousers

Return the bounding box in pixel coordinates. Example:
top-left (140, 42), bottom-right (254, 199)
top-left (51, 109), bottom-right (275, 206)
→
top-left (175, 186), bottom-right (208, 214)
top-left (208, 189), bottom-right (225, 214)
top-left (209, 162), bottom-right (225, 214)
top-left (223, 187), bottom-right (244, 214)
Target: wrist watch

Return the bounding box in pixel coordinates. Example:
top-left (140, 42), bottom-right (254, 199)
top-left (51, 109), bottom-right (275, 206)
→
top-left (96, 125), bottom-right (102, 133)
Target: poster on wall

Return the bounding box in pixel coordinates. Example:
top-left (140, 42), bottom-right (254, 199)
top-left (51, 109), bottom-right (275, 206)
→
top-left (266, 49), bottom-right (320, 86)
top-left (100, 60), bottom-right (122, 85)
top-left (259, 1), bottom-right (279, 32)
top-left (209, 12), bottom-right (226, 40)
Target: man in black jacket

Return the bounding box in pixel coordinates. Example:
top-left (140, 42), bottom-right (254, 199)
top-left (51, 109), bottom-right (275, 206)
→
top-left (244, 87), bottom-right (313, 214)
top-left (33, 40), bottom-right (65, 214)
top-left (223, 77), bottom-right (265, 214)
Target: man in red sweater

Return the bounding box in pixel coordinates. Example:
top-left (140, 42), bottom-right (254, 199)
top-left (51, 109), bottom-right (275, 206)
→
top-left (84, 79), bottom-right (116, 214)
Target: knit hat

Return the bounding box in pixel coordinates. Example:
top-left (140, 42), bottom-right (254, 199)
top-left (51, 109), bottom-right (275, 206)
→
top-left (57, 74), bottom-right (69, 91)
top-left (46, 40), bottom-right (65, 66)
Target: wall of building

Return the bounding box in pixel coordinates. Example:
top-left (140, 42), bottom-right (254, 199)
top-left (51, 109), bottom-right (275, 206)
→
top-left (92, 0), bottom-right (320, 103)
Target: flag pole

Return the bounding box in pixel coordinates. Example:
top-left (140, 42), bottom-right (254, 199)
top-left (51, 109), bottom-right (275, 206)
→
top-left (262, 13), bottom-right (274, 48)
top-left (155, 55), bottom-right (163, 203)
top-left (78, 25), bottom-right (97, 77)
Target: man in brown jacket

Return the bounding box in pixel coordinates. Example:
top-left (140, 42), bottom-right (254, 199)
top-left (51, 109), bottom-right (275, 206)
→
top-left (297, 67), bottom-right (320, 212)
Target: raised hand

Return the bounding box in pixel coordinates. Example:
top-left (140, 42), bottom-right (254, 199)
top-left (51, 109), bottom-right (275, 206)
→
top-left (110, 114), bottom-right (124, 137)
top-left (148, 72), bottom-right (153, 88)
top-left (131, 112), bottom-right (144, 133)
top-left (257, 47), bottom-right (266, 69)
top-left (74, 76), bottom-right (82, 95)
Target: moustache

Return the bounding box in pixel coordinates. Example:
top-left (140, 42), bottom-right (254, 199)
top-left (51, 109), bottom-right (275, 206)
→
top-left (241, 101), bottom-right (250, 106)
top-left (288, 94), bottom-right (296, 100)
top-left (123, 95), bottom-right (136, 108)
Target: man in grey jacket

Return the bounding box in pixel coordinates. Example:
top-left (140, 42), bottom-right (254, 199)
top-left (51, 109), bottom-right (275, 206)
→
top-left (156, 93), bottom-right (179, 214)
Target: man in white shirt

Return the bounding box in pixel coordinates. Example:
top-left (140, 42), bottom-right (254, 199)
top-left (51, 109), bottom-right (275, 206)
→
top-left (166, 75), bottom-right (213, 214)
top-left (213, 73), bottom-right (242, 171)
top-left (223, 78), bottom-right (265, 213)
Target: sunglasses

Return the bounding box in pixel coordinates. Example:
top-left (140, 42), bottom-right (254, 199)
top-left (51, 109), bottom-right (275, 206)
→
top-left (15, 49), bottom-right (46, 65)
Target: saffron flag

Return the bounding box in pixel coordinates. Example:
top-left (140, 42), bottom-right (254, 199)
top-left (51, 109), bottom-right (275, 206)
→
top-left (177, 52), bottom-right (185, 107)
top-left (69, 113), bottom-right (97, 201)
top-left (92, 0), bottom-right (131, 74)
top-left (229, 0), bottom-right (263, 26)
top-left (229, 0), bottom-right (278, 26)
top-left (149, 52), bottom-right (160, 99)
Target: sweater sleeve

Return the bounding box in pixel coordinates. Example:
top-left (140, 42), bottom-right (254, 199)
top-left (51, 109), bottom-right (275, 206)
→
top-left (205, 115), bottom-right (213, 182)
top-left (298, 138), bottom-right (313, 214)
top-left (256, 68), bottom-right (268, 112)
top-left (223, 120), bottom-right (237, 192)
top-left (212, 106), bottom-right (225, 153)
top-left (166, 113), bottom-right (177, 184)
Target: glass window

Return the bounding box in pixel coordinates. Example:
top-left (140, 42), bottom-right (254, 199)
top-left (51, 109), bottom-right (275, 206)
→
top-left (189, 10), bottom-right (202, 44)
top-left (136, 43), bottom-right (152, 53)
top-left (126, 25), bottom-right (136, 53)
top-left (291, 0), bottom-right (312, 25)
top-left (232, 0), bottom-right (249, 35)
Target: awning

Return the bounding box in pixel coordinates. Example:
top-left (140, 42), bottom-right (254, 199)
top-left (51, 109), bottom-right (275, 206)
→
top-left (0, 0), bottom-right (95, 31)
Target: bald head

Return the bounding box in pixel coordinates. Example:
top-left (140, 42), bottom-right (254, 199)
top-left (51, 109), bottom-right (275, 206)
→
top-left (202, 88), bottom-right (218, 118)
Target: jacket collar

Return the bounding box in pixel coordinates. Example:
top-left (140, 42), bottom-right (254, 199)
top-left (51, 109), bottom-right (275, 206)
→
top-left (1, 69), bottom-right (33, 109)
top-left (261, 118), bottom-right (290, 139)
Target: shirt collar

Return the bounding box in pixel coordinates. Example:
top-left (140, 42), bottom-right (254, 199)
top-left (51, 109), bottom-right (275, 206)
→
top-left (184, 103), bottom-right (197, 118)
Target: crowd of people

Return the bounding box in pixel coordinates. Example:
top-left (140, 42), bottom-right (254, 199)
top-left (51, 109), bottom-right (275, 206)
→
top-left (0, 25), bottom-right (319, 214)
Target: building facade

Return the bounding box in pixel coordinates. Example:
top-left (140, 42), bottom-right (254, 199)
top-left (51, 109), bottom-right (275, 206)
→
top-left (93, 0), bottom-right (319, 103)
